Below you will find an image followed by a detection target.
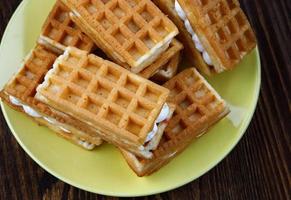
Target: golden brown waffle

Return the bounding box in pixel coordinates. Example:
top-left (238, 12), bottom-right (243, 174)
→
top-left (152, 0), bottom-right (211, 74)
top-left (36, 47), bottom-right (170, 158)
top-left (37, 117), bottom-right (98, 150)
top-left (1, 94), bottom-right (100, 150)
top-left (0, 45), bottom-right (103, 149)
top-left (120, 68), bottom-right (229, 176)
top-left (153, 0), bottom-right (256, 74)
top-left (177, 0), bottom-right (256, 72)
top-left (138, 39), bottom-right (183, 79)
top-left (62, 0), bottom-right (179, 73)
top-left (151, 50), bottom-right (181, 83)
top-left (38, 0), bottom-right (95, 54)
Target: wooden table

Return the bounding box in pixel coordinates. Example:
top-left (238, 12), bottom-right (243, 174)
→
top-left (0, 0), bottom-right (290, 199)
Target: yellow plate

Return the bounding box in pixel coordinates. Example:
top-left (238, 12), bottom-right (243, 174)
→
top-left (0, 0), bottom-right (261, 197)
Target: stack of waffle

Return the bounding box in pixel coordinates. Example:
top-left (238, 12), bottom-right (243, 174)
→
top-left (0, 0), bottom-right (256, 176)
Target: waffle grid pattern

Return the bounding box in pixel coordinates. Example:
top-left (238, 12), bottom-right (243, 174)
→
top-left (121, 68), bottom-right (228, 175)
top-left (38, 47), bottom-right (169, 141)
top-left (193, 0), bottom-right (256, 64)
top-left (152, 68), bottom-right (227, 157)
top-left (64, 0), bottom-right (178, 69)
top-left (41, 1), bottom-right (94, 52)
top-left (7, 45), bottom-right (57, 98)
top-left (3, 45), bottom-right (104, 146)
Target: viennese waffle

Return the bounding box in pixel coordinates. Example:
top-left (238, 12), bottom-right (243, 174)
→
top-left (153, 0), bottom-right (256, 74)
top-left (0, 45), bottom-right (103, 150)
top-left (138, 39), bottom-right (183, 79)
top-left (38, 0), bottom-right (95, 54)
top-left (62, 0), bottom-right (179, 73)
top-left (120, 68), bottom-right (229, 176)
top-left (36, 47), bottom-right (171, 158)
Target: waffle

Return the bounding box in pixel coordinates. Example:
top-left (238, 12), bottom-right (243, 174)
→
top-left (151, 50), bottom-right (181, 83)
top-left (36, 47), bottom-right (170, 158)
top-left (152, 0), bottom-right (210, 74)
top-left (38, 0), bottom-right (95, 54)
top-left (62, 0), bottom-right (179, 73)
top-left (120, 68), bottom-right (229, 176)
top-left (138, 39), bottom-right (183, 79)
top-left (1, 94), bottom-right (99, 150)
top-left (152, 0), bottom-right (256, 74)
top-left (0, 45), bottom-right (103, 150)
top-left (37, 117), bottom-right (97, 150)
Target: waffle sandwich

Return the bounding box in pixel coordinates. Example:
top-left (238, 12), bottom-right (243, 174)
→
top-left (38, 0), bottom-right (95, 54)
top-left (0, 45), bottom-right (103, 150)
top-left (138, 39), bottom-right (183, 79)
top-left (36, 47), bottom-right (173, 158)
top-left (152, 0), bottom-right (256, 75)
top-left (120, 68), bottom-right (229, 176)
top-left (62, 0), bottom-right (179, 73)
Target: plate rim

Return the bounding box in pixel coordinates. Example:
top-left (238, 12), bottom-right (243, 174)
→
top-left (0, 0), bottom-right (261, 197)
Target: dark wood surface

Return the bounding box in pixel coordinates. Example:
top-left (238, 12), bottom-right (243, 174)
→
top-left (0, 0), bottom-right (290, 199)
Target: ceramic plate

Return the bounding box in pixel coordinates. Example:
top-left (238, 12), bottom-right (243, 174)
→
top-left (0, 0), bottom-right (260, 197)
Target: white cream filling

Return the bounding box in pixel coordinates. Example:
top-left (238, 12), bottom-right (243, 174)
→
top-left (43, 116), bottom-right (55, 124)
top-left (145, 103), bottom-right (170, 142)
top-left (146, 124), bottom-right (158, 143)
top-left (9, 95), bottom-right (96, 150)
top-left (9, 96), bottom-right (42, 118)
top-left (9, 96), bottom-right (71, 133)
top-left (132, 35), bottom-right (174, 72)
top-left (175, 0), bottom-right (213, 65)
top-left (175, 0), bottom-right (187, 20)
top-left (22, 105), bottom-right (42, 118)
top-left (9, 96), bottom-right (23, 106)
top-left (42, 116), bottom-right (71, 133)
top-left (43, 116), bottom-right (96, 149)
top-left (38, 35), bottom-right (64, 54)
top-left (78, 140), bottom-right (95, 150)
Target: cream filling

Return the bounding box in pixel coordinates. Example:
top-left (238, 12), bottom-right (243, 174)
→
top-left (38, 35), bottom-right (64, 54)
top-left (9, 95), bottom-right (96, 150)
top-left (43, 116), bottom-right (96, 149)
top-left (133, 36), bottom-right (174, 72)
top-left (78, 140), bottom-right (96, 150)
top-left (175, 0), bottom-right (213, 66)
top-left (43, 117), bottom-right (71, 133)
top-left (9, 96), bottom-right (42, 118)
top-left (145, 103), bottom-right (170, 142)
top-left (9, 96), bottom-right (70, 132)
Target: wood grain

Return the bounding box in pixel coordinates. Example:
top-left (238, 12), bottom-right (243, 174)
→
top-left (0, 0), bottom-right (290, 199)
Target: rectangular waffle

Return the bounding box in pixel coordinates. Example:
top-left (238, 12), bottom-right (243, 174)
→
top-left (1, 96), bottom-right (100, 150)
top-left (138, 39), bottom-right (183, 79)
top-left (35, 47), bottom-right (170, 158)
top-left (152, 0), bottom-right (256, 74)
top-left (151, 49), bottom-right (181, 84)
top-left (152, 0), bottom-right (210, 74)
top-left (62, 0), bottom-right (179, 73)
top-left (120, 68), bottom-right (229, 176)
top-left (0, 45), bottom-right (103, 150)
top-left (38, 0), bottom-right (95, 54)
